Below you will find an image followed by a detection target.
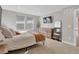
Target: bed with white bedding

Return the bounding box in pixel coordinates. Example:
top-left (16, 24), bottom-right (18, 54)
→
top-left (4, 32), bottom-right (36, 51)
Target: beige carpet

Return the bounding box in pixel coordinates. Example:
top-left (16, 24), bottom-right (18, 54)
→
top-left (8, 38), bottom-right (79, 54)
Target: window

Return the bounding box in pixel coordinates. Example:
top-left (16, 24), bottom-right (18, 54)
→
top-left (16, 23), bottom-right (24, 30)
top-left (25, 16), bottom-right (34, 29)
top-left (16, 15), bottom-right (34, 31)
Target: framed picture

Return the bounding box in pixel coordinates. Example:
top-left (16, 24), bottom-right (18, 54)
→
top-left (43, 16), bottom-right (53, 23)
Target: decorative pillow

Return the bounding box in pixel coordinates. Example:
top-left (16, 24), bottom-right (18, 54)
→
top-left (0, 30), bottom-right (5, 42)
top-left (0, 26), bottom-right (13, 38)
top-left (15, 31), bottom-right (21, 35)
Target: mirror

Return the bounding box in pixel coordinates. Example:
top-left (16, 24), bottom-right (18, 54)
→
top-left (54, 21), bottom-right (61, 28)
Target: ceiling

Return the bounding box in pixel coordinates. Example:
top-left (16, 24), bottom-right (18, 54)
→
top-left (1, 5), bottom-right (70, 16)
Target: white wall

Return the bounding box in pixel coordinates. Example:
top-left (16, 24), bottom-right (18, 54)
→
top-left (2, 9), bottom-right (39, 31)
top-left (2, 9), bottom-right (16, 30)
top-left (0, 6), bottom-right (2, 26)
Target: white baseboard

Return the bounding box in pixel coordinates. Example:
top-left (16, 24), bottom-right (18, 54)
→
top-left (62, 40), bottom-right (76, 46)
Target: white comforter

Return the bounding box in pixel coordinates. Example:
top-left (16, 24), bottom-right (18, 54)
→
top-left (4, 32), bottom-right (36, 51)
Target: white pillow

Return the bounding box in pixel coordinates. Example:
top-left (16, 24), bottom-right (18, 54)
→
top-left (0, 30), bottom-right (5, 42)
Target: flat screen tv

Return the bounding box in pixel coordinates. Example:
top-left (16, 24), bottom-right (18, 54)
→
top-left (43, 16), bottom-right (53, 23)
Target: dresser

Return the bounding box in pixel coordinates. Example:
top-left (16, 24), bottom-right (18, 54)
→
top-left (39, 28), bottom-right (53, 38)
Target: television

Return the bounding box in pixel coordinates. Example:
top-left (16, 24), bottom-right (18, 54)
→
top-left (43, 16), bottom-right (53, 23)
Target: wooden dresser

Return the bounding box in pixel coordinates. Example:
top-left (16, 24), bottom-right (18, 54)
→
top-left (39, 28), bottom-right (52, 38)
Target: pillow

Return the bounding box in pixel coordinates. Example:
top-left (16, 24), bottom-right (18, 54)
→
top-left (0, 26), bottom-right (13, 38)
top-left (9, 28), bottom-right (16, 36)
top-left (0, 30), bottom-right (5, 42)
top-left (16, 31), bottom-right (21, 35)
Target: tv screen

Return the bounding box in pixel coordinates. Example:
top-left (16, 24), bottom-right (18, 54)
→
top-left (43, 16), bottom-right (53, 23)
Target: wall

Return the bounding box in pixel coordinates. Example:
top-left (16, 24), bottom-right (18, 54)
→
top-left (0, 6), bottom-right (2, 25)
top-left (2, 9), bottom-right (39, 31)
top-left (62, 7), bottom-right (75, 45)
top-left (40, 6), bottom-right (79, 46)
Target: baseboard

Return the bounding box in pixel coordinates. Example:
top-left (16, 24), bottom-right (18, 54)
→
top-left (62, 40), bottom-right (76, 46)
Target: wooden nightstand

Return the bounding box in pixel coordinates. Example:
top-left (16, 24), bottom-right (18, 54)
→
top-left (0, 42), bottom-right (8, 54)
top-left (34, 33), bottom-right (45, 45)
